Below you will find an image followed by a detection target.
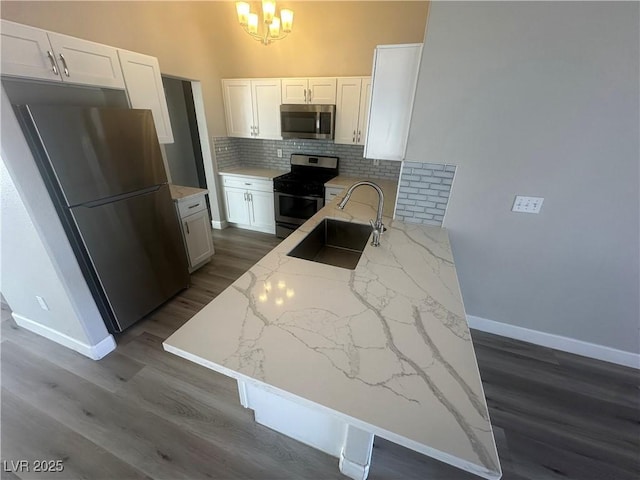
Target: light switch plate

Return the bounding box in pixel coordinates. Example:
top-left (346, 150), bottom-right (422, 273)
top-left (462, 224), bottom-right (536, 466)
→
top-left (512, 196), bottom-right (544, 214)
top-left (36, 295), bottom-right (49, 311)
top-left (277, 149), bottom-right (283, 158)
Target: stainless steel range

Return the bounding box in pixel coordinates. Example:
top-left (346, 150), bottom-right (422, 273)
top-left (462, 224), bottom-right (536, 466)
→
top-left (273, 154), bottom-right (339, 238)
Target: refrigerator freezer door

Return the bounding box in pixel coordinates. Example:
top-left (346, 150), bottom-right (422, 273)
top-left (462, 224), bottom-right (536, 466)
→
top-left (70, 184), bottom-right (189, 332)
top-left (22, 105), bottom-right (167, 206)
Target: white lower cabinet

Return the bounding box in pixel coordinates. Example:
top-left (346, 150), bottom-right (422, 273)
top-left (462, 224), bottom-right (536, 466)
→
top-left (173, 192), bottom-right (214, 273)
top-left (325, 186), bottom-right (345, 204)
top-left (221, 175), bottom-right (275, 234)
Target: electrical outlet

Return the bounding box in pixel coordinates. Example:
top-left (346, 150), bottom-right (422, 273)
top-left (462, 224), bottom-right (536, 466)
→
top-left (512, 196), bottom-right (544, 214)
top-left (277, 149), bottom-right (282, 158)
top-left (372, 159), bottom-right (380, 166)
top-left (36, 295), bottom-right (49, 311)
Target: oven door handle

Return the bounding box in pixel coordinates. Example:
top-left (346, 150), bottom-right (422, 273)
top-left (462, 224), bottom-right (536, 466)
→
top-left (275, 191), bottom-right (323, 202)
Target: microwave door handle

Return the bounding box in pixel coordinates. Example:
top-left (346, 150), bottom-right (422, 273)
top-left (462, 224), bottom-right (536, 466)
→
top-left (316, 115), bottom-right (320, 133)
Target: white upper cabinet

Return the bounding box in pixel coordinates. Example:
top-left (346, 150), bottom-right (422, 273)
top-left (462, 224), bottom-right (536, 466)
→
top-left (46, 32), bottom-right (125, 89)
top-left (0, 20), bottom-right (61, 82)
top-left (364, 44), bottom-right (422, 161)
top-left (1, 21), bottom-right (125, 89)
top-left (281, 77), bottom-right (336, 104)
top-left (251, 79), bottom-right (282, 139)
top-left (335, 77), bottom-right (371, 146)
top-left (222, 79), bottom-right (254, 138)
top-left (118, 50), bottom-right (174, 143)
top-left (222, 78), bottom-right (282, 139)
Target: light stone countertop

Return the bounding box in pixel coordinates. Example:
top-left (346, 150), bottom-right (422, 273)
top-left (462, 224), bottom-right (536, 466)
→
top-left (164, 188), bottom-right (501, 479)
top-left (218, 167), bottom-right (289, 180)
top-left (169, 184), bottom-right (208, 201)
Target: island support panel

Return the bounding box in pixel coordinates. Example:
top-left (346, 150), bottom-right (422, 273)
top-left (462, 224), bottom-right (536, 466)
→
top-left (238, 380), bottom-right (375, 480)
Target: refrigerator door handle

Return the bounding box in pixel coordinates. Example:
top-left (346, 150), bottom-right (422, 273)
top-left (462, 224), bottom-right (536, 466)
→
top-left (79, 185), bottom-right (162, 208)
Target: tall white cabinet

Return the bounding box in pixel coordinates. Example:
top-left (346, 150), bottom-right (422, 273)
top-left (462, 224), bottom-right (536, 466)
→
top-left (364, 43), bottom-right (423, 161)
top-left (334, 77), bottom-right (371, 146)
top-left (222, 78), bottom-right (282, 139)
top-left (118, 50), bottom-right (174, 144)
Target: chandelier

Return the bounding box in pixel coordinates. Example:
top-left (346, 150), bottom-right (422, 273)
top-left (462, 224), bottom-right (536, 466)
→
top-left (235, 1), bottom-right (294, 45)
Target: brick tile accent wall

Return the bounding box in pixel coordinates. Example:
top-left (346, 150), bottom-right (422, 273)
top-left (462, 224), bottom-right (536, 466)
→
top-left (394, 162), bottom-right (456, 226)
top-left (213, 137), bottom-right (400, 180)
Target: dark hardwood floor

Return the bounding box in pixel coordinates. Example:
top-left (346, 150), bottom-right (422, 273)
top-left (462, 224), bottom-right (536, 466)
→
top-left (2, 227), bottom-right (639, 480)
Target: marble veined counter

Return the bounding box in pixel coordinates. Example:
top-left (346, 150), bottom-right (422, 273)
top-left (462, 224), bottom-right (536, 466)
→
top-left (218, 166), bottom-right (288, 180)
top-left (164, 188), bottom-right (501, 479)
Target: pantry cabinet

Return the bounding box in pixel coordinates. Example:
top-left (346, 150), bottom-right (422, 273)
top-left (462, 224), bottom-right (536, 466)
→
top-left (364, 43), bottom-right (422, 161)
top-left (281, 77), bottom-right (337, 104)
top-left (334, 77), bottom-right (371, 146)
top-left (221, 175), bottom-right (275, 234)
top-left (222, 78), bottom-right (282, 140)
top-left (1, 20), bottom-right (124, 89)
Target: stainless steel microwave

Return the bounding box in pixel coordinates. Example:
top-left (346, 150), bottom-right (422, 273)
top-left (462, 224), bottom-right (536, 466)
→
top-left (280, 104), bottom-right (335, 140)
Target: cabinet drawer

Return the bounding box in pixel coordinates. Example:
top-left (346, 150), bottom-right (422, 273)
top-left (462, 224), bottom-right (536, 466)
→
top-left (177, 195), bottom-right (207, 218)
top-left (222, 176), bottom-right (273, 193)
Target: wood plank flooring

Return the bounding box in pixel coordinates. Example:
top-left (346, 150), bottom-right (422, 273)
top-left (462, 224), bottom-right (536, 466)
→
top-left (2, 227), bottom-right (639, 480)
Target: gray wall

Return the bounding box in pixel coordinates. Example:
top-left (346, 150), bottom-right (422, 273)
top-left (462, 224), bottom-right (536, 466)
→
top-left (405, 2), bottom-right (639, 353)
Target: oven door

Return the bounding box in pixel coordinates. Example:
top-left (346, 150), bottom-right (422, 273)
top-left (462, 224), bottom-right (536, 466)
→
top-left (275, 191), bottom-right (324, 226)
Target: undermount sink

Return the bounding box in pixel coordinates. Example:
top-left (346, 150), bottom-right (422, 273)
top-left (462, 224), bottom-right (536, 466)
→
top-left (287, 218), bottom-right (371, 270)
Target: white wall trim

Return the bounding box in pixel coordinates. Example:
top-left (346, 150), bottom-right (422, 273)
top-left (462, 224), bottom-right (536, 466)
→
top-left (467, 314), bottom-right (640, 370)
top-left (212, 219), bottom-right (228, 230)
top-left (12, 313), bottom-right (116, 360)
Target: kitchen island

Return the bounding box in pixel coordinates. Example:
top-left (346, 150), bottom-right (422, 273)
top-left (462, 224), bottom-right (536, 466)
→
top-left (164, 184), bottom-right (501, 480)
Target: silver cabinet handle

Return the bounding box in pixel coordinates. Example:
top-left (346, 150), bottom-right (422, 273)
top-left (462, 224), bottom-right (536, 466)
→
top-left (46, 51), bottom-right (59, 75)
top-left (353, 130), bottom-right (356, 143)
top-left (188, 203), bottom-right (199, 209)
top-left (303, 89), bottom-right (307, 103)
top-left (254, 125), bottom-right (259, 136)
top-left (357, 130), bottom-right (361, 143)
top-left (185, 221), bottom-right (190, 235)
top-left (308, 88), bottom-right (312, 103)
top-left (58, 53), bottom-right (70, 77)
top-left (249, 193), bottom-right (253, 202)
top-left (244, 192), bottom-right (247, 201)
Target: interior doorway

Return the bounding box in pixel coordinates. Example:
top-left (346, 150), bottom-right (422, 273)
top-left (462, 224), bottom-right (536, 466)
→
top-left (161, 76), bottom-right (207, 189)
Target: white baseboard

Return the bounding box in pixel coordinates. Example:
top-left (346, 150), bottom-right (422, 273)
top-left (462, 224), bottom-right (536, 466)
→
top-left (467, 315), bottom-right (640, 370)
top-left (211, 219), bottom-right (228, 230)
top-left (12, 313), bottom-right (116, 360)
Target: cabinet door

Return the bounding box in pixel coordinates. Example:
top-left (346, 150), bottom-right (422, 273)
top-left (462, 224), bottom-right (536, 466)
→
top-left (356, 77), bottom-right (372, 146)
top-left (248, 190), bottom-right (275, 233)
top-left (222, 79), bottom-right (254, 138)
top-left (118, 50), bottom-right (174, 144)
top-left (224, 187), bottom-right (251, 225)
top-left (365, 44), bottom-right (422, 161)
top-left (308, 77), bottom-right (337, 104)
top-left (252, 79), bottom-right (282, 140)
top-left (334, 78), bottom-right (362, 145)
top-left (183, 209), bottom-right (214, 270)
top-left (47, 32), bottom-right (125, 89)
top-left (281, 78), bottom-right (308, 104)
top-left (0, 20), bottom-right (62, 82)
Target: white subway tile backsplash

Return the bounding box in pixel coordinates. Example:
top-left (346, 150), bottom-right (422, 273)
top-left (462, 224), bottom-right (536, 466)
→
top-left (395, 161), bottom-right (456, 227)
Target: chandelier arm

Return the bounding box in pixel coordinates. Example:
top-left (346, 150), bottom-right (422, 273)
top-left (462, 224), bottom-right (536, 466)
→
top-left (239, 24), bottom-right (290, 45)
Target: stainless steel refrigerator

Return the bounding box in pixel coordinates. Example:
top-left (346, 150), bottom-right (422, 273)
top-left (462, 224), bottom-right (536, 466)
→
top-left (15, 105), bottom-right (190, 333)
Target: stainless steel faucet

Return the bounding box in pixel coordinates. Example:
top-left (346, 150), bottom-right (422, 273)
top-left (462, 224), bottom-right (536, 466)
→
top-left (337, 181), bottom-right (385, 246)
